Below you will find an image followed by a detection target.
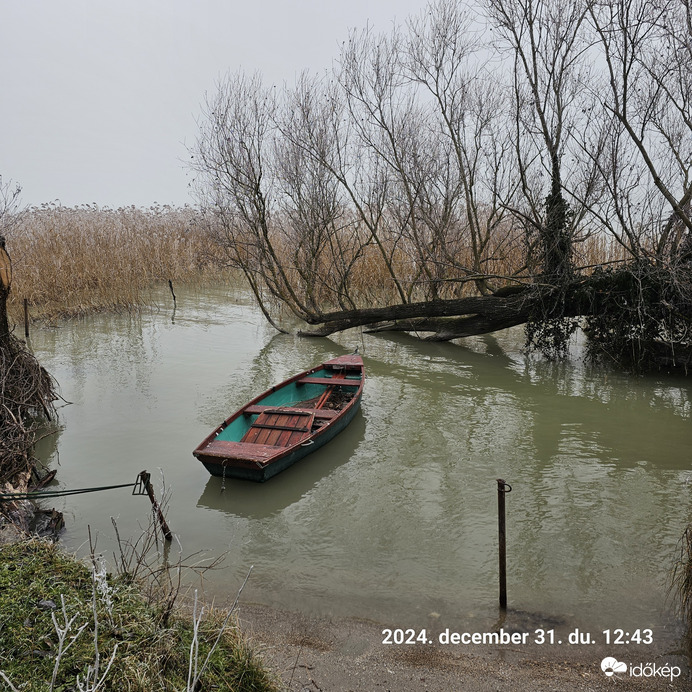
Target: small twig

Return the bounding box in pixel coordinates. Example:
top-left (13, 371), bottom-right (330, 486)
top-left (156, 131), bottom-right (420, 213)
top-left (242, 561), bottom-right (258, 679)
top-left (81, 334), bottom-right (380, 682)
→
top-left (50, 595), bottom-right (88, 692)
top-left (288, 642), bottom-right (304, 690)
top-left (0, 670), bottom-right (21, 692)
top-left (186, 590), bottom-right (204, 692)
top-left (168, 279), bottom-right (177, 307)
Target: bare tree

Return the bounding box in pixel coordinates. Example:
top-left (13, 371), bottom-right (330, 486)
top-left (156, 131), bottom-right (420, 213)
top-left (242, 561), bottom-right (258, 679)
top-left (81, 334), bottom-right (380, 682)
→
top-left (480, 0), bottom-right (606, 356)
top-left (588, 0), bottom-right (692, 253)
top-left (337, 22), bottom-right (432, 302)
top-left (485, 0), bottom-right (595, 283)
top-left (190, 0), bottom-right (691, 370)
top-left (582, 0), bottom-right (692, 368)
top-left (191, 73), bottom-right (297, 331)
top-left (405, 0), bottom-right (521, 295)
top-left (273, 73), bottom-right (365, 312)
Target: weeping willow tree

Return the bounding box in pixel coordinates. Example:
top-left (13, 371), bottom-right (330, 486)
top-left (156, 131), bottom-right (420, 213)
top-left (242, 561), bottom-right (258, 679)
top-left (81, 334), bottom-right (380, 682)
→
top-left (191, 0), bottom-right (692, 373)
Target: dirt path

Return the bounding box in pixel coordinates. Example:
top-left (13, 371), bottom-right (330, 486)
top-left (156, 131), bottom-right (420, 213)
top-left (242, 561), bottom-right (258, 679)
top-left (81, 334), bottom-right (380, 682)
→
top-left (239, 604), bottom-right (690, 691)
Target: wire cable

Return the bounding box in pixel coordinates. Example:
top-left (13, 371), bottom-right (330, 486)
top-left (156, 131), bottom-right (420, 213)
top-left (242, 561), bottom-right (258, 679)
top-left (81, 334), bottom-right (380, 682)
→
top-left (0, 482), bottom-right (136, 502)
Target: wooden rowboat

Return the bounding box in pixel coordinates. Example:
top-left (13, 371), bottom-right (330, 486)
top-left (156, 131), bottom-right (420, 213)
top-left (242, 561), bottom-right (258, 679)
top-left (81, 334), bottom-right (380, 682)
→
top-left (193, 353), bottom-right (364, 482)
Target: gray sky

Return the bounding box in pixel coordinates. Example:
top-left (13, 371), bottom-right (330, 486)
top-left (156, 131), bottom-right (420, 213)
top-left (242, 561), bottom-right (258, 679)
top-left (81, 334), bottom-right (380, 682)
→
top-left (1, 0), bottom-right (430, 209)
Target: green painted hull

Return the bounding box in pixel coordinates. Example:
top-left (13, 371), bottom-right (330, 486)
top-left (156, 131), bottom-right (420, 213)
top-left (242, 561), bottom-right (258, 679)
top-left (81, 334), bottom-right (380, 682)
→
top-left (193, 354), bottom-right (364, 482)
top-left (200, 392), bottom-right (362, 481)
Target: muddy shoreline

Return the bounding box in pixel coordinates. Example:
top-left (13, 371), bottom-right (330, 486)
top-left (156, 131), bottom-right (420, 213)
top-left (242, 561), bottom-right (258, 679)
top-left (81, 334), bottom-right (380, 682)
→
top-left (238, 602), bottom-right (690, 691)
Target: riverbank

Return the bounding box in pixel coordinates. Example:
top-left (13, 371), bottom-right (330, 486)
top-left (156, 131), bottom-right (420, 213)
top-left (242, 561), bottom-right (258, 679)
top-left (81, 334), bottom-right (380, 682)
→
top-left (0, 332), bottom-right (59, 542)
top-left (239, 602), bottom-right (690, 691)
top-left (2, 539), bottom-right (688, 691)
top-left (0, 538), bottom-right (279, 691)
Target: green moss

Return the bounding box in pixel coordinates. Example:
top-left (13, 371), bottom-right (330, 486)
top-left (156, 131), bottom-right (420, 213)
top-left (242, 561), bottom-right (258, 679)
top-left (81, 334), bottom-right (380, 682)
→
top-left (0, 539), bottom-right (279, 692)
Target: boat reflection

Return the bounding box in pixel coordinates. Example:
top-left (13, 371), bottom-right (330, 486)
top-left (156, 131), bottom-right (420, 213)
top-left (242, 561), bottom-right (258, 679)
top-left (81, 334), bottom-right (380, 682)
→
top-left (196, 409), bottom-right (366, 519)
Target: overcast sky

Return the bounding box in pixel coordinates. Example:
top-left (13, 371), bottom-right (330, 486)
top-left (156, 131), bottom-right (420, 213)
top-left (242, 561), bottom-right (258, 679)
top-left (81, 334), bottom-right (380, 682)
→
top-left (0, 0), bottom-right (431, 209)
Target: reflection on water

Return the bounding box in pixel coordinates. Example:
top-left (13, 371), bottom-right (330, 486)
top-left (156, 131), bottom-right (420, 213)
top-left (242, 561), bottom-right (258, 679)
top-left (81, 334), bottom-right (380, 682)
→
top-left (29, 284), bottom-right (692, 644)
top-left (198, 411), bottom-right (366, 519)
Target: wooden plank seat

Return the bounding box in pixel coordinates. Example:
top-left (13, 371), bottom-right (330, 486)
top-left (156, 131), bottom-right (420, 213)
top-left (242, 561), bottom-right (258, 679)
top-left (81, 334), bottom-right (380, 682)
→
top-left (249, 422), bottom-right (311, 432)
top-left (244, 405), bottom-right (339, 419)
top-left (296, 376), bottom-right (361, 386)
top-left (203, 439), bottom-right (282, 462)
top-left (323, 354), bottom-right (363, 370)
top-left (325, 364), bottom-right (362, 372)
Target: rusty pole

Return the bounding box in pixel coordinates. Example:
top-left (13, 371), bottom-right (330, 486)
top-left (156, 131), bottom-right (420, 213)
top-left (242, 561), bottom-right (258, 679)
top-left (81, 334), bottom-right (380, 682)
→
top-left (140, 471), bottom-right (172, 541)
top-left (497, 478), bottom-right (512, 610)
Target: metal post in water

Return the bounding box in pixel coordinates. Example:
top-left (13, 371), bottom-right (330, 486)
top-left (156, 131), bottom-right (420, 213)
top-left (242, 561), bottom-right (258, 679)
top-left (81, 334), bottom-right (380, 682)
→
top-left (139, 470), bottom-right (172, 541)
top-left (497, 478), bottom-right (512, 610)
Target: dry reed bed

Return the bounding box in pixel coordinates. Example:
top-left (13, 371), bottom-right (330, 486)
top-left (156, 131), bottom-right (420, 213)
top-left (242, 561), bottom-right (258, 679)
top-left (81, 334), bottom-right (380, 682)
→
top-left (7, 204), bottom-right (227, 322)
top-left (6, 204), bottom-right (627, 324)
top-left (266, 216), bottom-right (628, 313)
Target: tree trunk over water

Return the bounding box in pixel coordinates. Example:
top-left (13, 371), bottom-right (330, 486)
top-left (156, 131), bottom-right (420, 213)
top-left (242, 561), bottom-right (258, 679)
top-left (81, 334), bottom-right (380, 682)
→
top-left (296, 269), bottom-right (691, 373)
top-left (297, 284), bottom-right (578, 339)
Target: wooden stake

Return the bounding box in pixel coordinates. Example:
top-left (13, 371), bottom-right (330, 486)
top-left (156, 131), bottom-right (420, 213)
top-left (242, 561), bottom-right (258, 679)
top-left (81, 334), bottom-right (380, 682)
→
top-left (497, 478), bottom-right (512, 610)
top-left (140, 470), bottom-right (172, 541)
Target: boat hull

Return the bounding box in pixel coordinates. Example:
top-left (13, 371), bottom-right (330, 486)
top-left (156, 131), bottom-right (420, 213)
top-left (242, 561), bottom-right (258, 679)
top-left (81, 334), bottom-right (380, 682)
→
top-left (197, 392), bottom-right (362, 481)
top-left (193, 354), bottom-right (364, 482)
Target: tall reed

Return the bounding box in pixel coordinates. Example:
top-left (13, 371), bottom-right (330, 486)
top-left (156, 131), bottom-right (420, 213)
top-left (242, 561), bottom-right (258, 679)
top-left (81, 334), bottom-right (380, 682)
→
top-left (6, 203), bottom-right (626, 323)
top-left (672, 524), bottom-right (692, 657)
top-left (6, 204), bottom-right (229, 322)
top-left (264, 213), bottom-right (627, 313)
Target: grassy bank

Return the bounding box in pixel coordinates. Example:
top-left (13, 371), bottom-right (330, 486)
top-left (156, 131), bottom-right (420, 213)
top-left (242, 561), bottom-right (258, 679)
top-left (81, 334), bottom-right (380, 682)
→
top-left (0, 539), bottom-right (279, 691)
top-left (6, 204), bottom-right (231, 322)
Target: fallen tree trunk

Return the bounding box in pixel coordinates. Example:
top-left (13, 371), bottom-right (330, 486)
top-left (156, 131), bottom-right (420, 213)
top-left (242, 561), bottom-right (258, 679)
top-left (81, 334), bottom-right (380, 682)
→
top-left (296, 267), bottom-right (692, 372)
top-left (361, 298), bottom-right (534, 341)
top-left (297, 290), bottom-right (537, 338)
top-left (297, 281), bottom-right (592, 340)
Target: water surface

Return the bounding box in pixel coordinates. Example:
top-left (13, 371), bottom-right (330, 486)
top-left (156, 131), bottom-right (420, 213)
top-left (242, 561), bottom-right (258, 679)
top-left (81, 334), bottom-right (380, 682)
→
top-left (30, 285), bottom-right (692, 644)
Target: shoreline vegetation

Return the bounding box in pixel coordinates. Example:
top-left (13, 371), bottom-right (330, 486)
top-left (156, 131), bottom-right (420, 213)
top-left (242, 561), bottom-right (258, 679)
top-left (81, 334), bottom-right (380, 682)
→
top-left (6, 204), bottom-right (234, 324)
top-left (0, 538), bottom-right (279, 691)
top-left (0, 205), bottom-right (279, 690)
top-left (5, 203), bottom-right (624, 326)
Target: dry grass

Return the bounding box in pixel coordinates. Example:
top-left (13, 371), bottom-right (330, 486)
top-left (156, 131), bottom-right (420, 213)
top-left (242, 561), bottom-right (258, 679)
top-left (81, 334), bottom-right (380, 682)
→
top-left (265, 213), bottom-right (626, 314)
top-left (4, 204), bottom-right (626, 325)
top-left (6, 204), bottom-right (230, 322)
top-left (671, 525), bottom-right (692, 658)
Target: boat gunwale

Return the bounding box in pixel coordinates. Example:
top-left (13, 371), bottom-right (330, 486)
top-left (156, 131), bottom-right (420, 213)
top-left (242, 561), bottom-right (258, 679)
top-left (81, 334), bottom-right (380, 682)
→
top-left (192, 355), bottom-right (364, 473)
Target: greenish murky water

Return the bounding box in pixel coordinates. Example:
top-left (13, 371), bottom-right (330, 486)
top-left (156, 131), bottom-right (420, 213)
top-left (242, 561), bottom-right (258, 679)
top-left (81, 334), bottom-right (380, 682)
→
top-left (29, 285), bottom-right (692, 645)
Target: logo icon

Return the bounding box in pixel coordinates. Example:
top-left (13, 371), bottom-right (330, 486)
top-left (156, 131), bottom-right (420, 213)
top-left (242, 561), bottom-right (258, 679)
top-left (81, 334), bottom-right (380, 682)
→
top-left (601, 657), bottom-right (627, 677)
